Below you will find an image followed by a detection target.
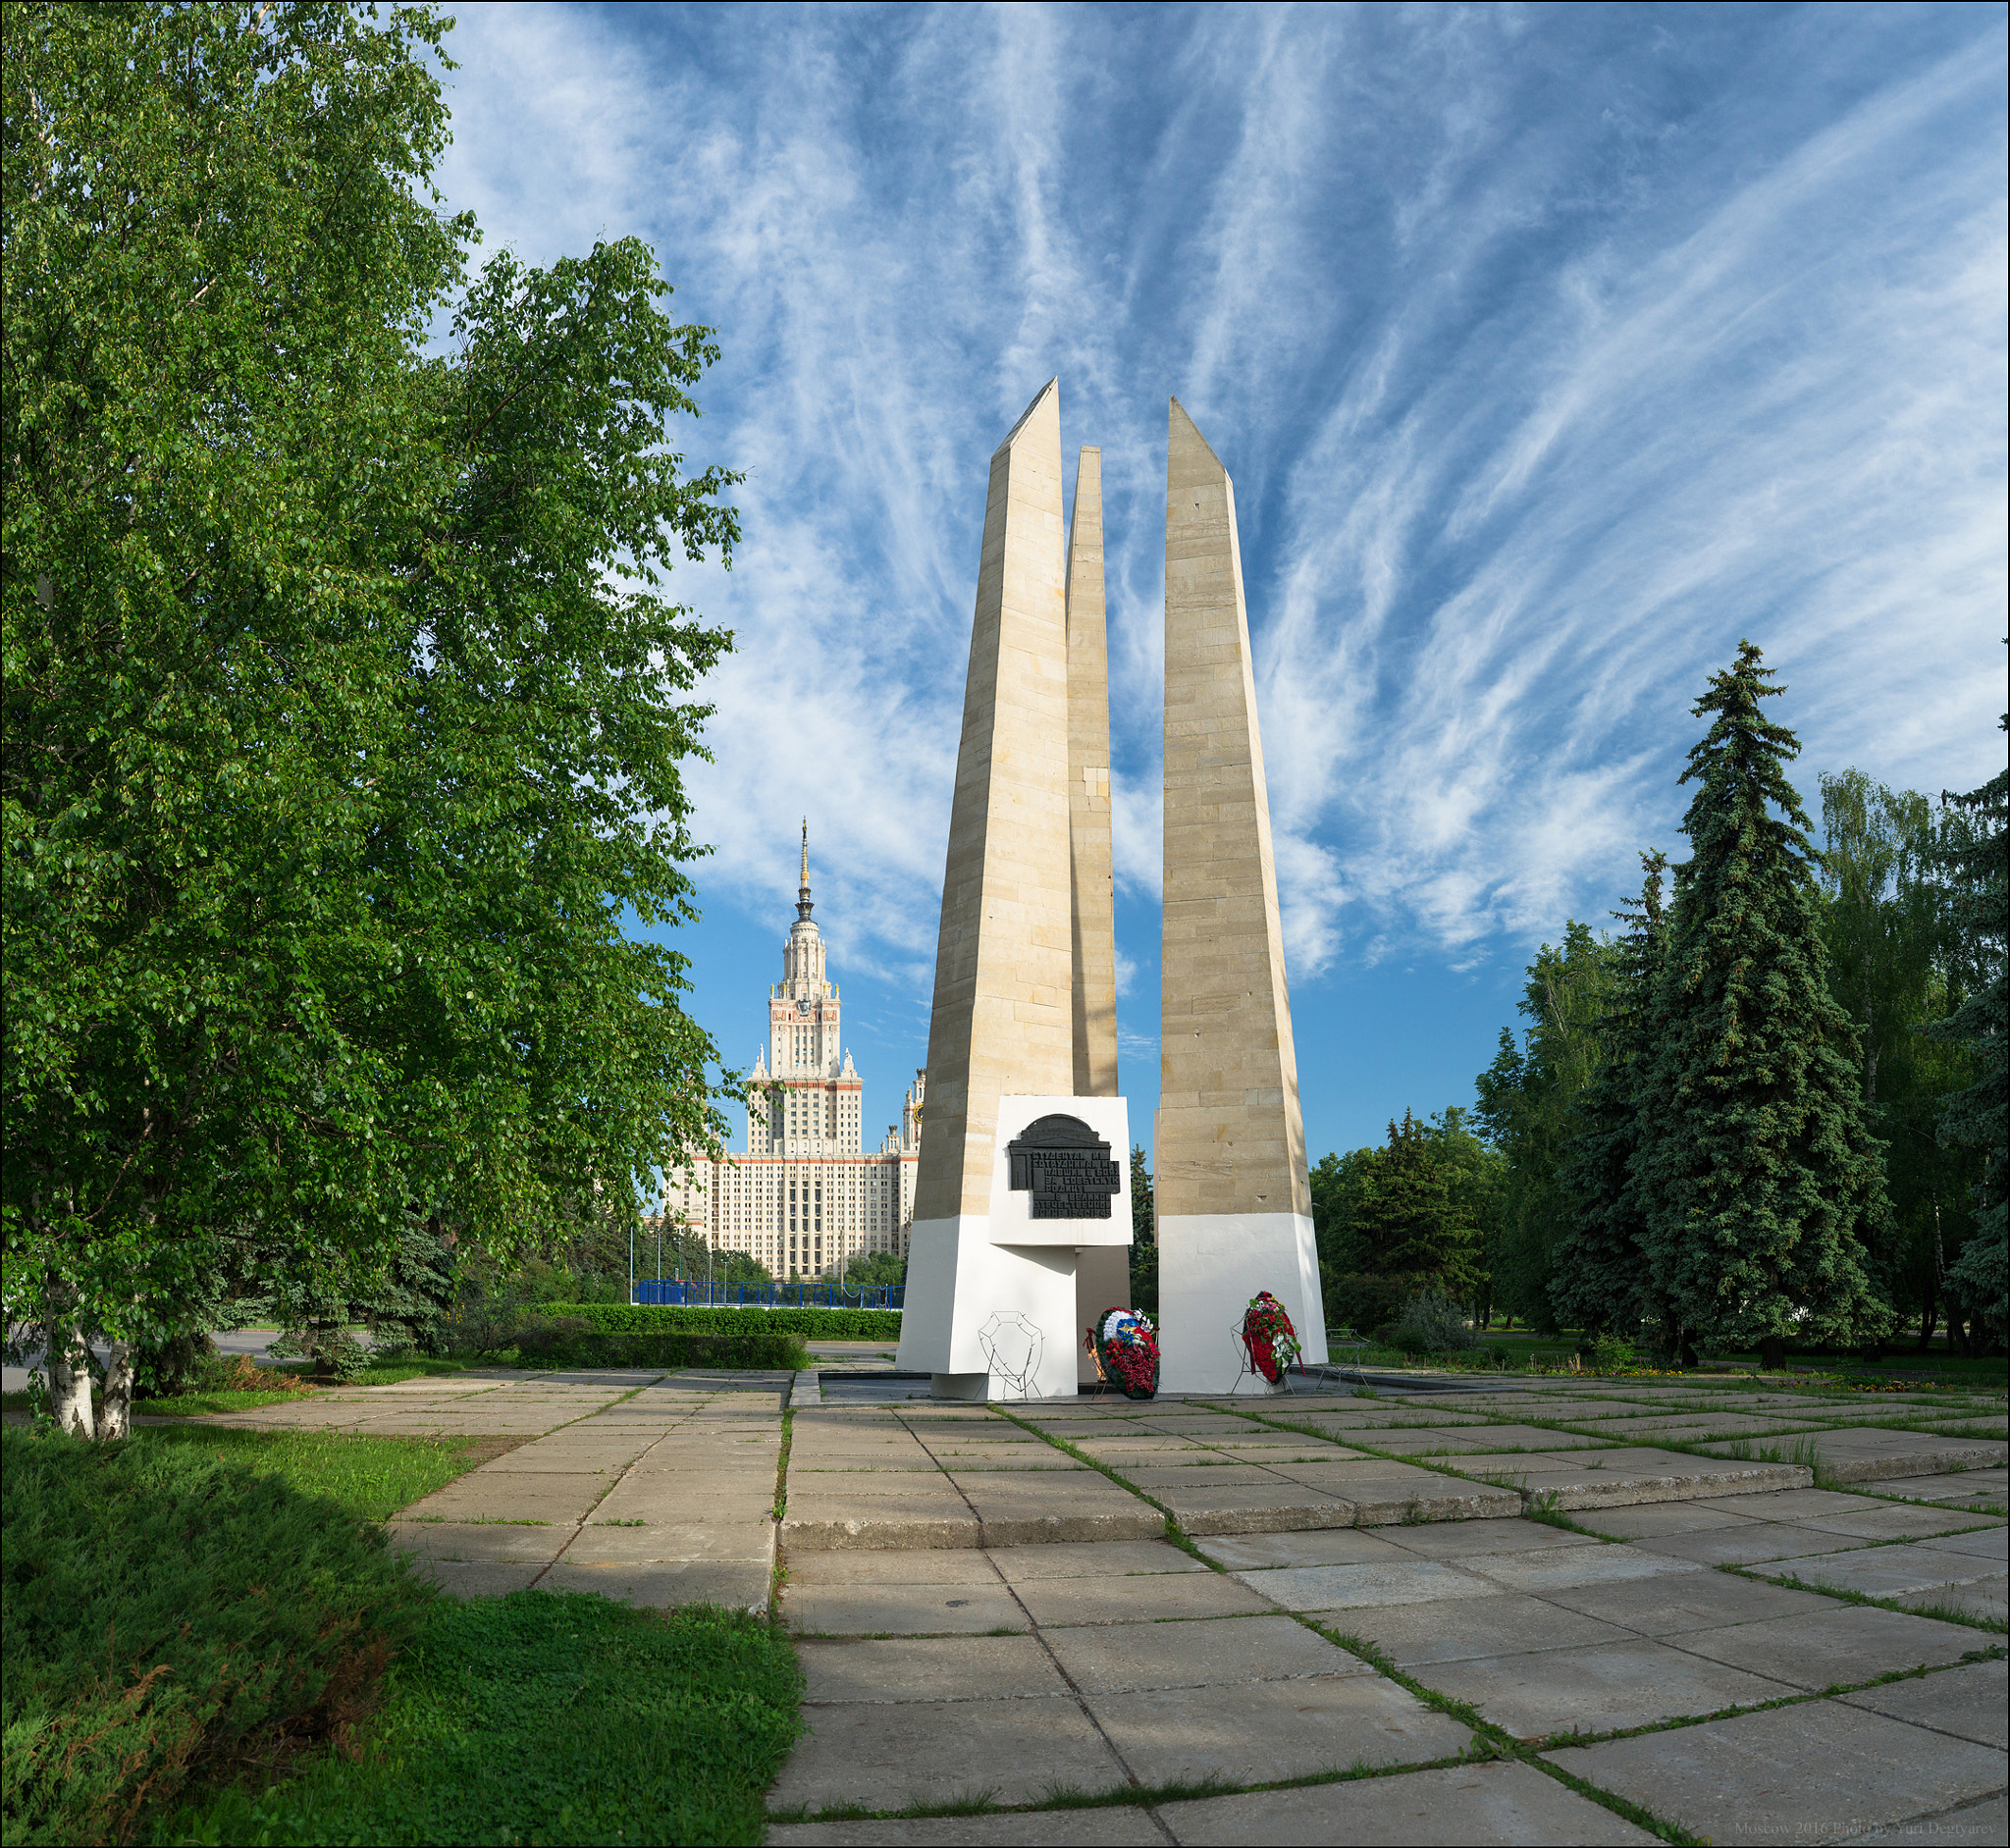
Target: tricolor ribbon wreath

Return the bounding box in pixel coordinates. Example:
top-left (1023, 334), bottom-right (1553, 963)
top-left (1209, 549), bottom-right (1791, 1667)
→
top-left (1084, 1307), bottom-right (1159, 1400)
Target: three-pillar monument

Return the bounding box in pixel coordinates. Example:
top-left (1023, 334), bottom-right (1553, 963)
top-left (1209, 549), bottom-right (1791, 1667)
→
top-left (900, 385), bottom-right (1323, 1400)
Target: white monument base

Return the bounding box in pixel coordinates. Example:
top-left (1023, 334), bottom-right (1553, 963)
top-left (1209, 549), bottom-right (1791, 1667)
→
top-left (1156, 1210), bottom-right (1327, 1395)
top-left (896, 1095), bottom-right (1132, 1401)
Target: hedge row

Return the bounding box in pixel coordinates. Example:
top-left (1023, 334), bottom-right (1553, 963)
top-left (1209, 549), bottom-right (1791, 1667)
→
top-left (546, 1304), bottom-right (901, 1342)
top-left (515, 1329), bottom-right (808, 1371)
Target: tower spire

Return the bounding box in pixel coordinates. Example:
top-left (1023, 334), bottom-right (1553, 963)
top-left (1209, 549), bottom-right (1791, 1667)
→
top-left (796, 818), bottom-right (814, 921)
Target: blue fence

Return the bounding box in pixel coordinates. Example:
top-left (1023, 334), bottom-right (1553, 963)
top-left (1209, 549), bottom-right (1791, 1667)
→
top-left (630, 1281), bottom-right (905, 1310)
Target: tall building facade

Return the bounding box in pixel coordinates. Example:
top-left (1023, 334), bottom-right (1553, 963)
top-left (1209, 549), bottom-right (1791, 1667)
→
top-left (664, 827), bottom-right (923, 1279)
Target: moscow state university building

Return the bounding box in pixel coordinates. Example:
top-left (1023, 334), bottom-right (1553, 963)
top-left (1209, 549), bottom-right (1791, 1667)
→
top-left (663, 830), bottom-right (922, 1279)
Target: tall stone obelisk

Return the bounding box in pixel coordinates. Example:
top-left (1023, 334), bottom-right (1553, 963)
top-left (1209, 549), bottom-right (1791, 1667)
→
top-left (898, 385), bottom-right (1134, 1399)
top-left (1066, 447), bottom-right (1130, 1375)
top-left (1156, 398), bottom-right (1327, 1392)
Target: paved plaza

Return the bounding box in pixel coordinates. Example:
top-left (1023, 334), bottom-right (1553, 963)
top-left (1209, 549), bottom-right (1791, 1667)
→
top-left (188, 1361), bottom-right (2005, 1843)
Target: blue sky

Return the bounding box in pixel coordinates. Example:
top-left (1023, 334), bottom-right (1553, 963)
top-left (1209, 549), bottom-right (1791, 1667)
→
top-left (430, 2), bottom-right (2006, 1164)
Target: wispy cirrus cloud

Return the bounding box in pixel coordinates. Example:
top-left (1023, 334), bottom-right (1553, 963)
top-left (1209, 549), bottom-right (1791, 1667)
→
top-left (430, 0), bottom-right (2004, 1065)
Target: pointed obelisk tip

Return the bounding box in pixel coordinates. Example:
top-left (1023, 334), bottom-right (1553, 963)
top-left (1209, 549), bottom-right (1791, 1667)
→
top-left (1168, 396), bottom-right (1226, 472)
top-left (994, 377), bottom-right (1061, 455)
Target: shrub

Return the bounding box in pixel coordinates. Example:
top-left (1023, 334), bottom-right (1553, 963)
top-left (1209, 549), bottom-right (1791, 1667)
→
top-left (1323, 1272), bottom-right (1408, 1338)
top-left (1588, 1332), bottom-right (1636, 1372)
top-left (1392, 1292), bottom-right (1474, 1353)
top-left (442, 1305), bottom-right (807, 1371)
top-left (1, 1427), bottom-right (431, 1845)
top-left (545, 1304), bottom-right (899, 1343)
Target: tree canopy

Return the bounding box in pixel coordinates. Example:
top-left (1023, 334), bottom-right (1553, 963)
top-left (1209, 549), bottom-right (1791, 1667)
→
top-left (3, 3), bottom-right (741, 1430)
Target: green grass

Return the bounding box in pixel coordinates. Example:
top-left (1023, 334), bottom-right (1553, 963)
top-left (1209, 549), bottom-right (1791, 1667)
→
top-left (129, 1425), bottom-right (502, 1522)
top-left (154, 1594), bottom-right (803, 1847)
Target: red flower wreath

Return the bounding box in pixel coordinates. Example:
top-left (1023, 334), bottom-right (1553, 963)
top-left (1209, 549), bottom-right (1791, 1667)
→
top-left (1084, 1307), bottom-right (1159, 1400)
top-left (1241, 1291), bottom-right (1301, 1385)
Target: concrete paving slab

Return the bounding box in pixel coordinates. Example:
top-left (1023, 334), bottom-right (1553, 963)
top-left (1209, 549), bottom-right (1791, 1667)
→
top-left (1015, 1572), bottom-right (1278, 1627)
top-left (1686, 1486), bottom-right (1880, 1521)
top-left (1673, 1604), bottom-right (1984, 1689)
top-left (1194, 1529), bottom-right (1409, 1569)
top-left (985, 1540), bottom-right (1210, 1580)
top-left (1120, 1464), bottom-right (1304, 1488)
top-left (1713, 1426), bottom-right (2007, 1485)
top-left (916, 1448), bottom-right (1087, 1471)
top-left (1798, 1505), bottom-right (2005, 1543)
top-left (768, 1810), bottom-right (1167, 1846)
top-left (1043, 1610), bottom-right (1369, 1693)
top-left (1543, 1569), bottom-right (1833, 1637)
top-left (386, 1521), bottom-right (566, 1563)
top-left (1575, 1504), bottom-right (1769, 1544)
top-left (1417, 1637), bottom-right (1790, 1739)
top-left (1892, 1576), bottom-right (2007, 1622)
top-left (796, 1635), bottom-right (1068, 1704)
top-left (1545, 1698), bottom-right (2010, 1845)
top-left (1920, 1525), bottom-right (2009, 1561)
top-left (562, 1522), bottom-right (773, 1564)
top-left (1335, 1591), bottom-right (1638, 1665)
top-left (1156, 1759), bottom-right (1658, 1845)
top-left (1457, 1544), bottom-right (1706, 1594)
top-left (1379, 1518), bottom-right (1604, 1559)
top-left (1359, 1425), bottom-right (1615, 1453)
top-left (783, 1582), bottom-right (1029, 1635)
top-left (397, 1476), bottom-right (608, 1523)
top-left (411, 1559), bottom-right (547, 1597)
top-left (1878, 1468), bottom-right (2009, 1507)
top-left (782, 1550), bottom-right (1001, 1587)
top-left (1841, 1659), bottom-right (2007, 1750)
top-left (1234, 1558), bottom-right (1503, 1612)
top-left (1264, 1463), bottom-right (1524, 1526)
top-left (1452, 1448), bottom-right (1812, 1508)
top-left (1622, 1521), bottom-right (1855, 1566)
top-left (1147, 1481), bottom-right (1354, 1534)
top-left (781, 1497), bottom-right (982, 1552)
top-left (954, 1478), bottom-right (1165, 1546)
top-left (536, 1558), bottom-right (769, 1611)
top-left (1084, 1673), bottom-right (1469, 1785)
top-left (768, 1696), bottom-right (1125, 1812)
top-left (1753, 1540), bottom-right (2005, 1598)
top-left (1846, 1793), bottom-right (2009, 1847)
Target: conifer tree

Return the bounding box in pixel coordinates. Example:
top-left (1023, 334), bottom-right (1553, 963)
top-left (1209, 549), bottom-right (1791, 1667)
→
top-left (1353, 1111), bottom-right (1482, 1296)
top-left (1554, 852), bottom-right (1670, 1343)
top-left (1930, 714), bottom-right (2007, 1346)
top-left (1639, 642), bottom-right (1891, 1367)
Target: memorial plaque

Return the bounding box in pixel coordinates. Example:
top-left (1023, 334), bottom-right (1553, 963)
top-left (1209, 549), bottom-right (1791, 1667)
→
top-left (1006, 1114), bottom-right (1122, 1219)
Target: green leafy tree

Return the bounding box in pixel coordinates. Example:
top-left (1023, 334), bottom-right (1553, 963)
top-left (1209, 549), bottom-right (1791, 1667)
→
top-left (1554, 854), bottom-right (1670, 1344)
top-left (1638, 642), bottom-right (1891, 1367)
top-left (844, 1250), bottom-right (907, 1291)
top-left (1472, 922), bottom-right (1615, 1327)
top-left (1928, 716), bottom-right (2007, 1346)
top-left (1818, 771), bottom-right (1986, 1348)
top-left (2, 4), bottom-right (739, 1436)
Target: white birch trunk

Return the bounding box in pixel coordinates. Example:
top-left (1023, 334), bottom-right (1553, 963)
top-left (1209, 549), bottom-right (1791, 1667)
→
top-left (45, 1320), bottom-right (95, 1439)
top-left (98, 1342), bottom-right (134, 1441)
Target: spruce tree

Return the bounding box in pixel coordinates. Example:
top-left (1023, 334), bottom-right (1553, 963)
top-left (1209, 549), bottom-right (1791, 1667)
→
top-left (1930, 715), bottom-right (2007, 1346)
top-left (1639, 643), bottom-right (1891, 1367)
top-left (1353, 1111), bottom-right (1482, 1296)
top-left (1554, 852), bottom-right (1669, 1343)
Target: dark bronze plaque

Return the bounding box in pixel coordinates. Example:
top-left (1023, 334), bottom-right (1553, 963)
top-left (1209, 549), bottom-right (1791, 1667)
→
top-left (1005, 1114), bottom-right (1121, 1220)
